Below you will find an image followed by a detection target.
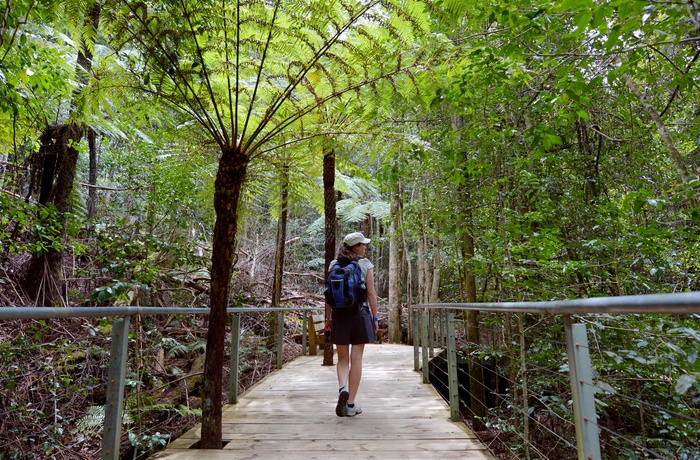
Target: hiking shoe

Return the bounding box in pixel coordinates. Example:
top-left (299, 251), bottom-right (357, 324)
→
top-left (345, 404), bottom-right (362, 417)
top-left (336, 387), bottom-right (349, 417)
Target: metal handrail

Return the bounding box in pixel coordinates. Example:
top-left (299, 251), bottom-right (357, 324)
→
top-left (415, 291), bottom-right (700, 314)
top-left (0, 305), bottom-right (323, 460)
top-left (0, 306), bottom-right (321, 319)
top-left (411, 291), bottom-right (700, 460)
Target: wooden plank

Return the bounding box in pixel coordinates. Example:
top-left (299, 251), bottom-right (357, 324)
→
top-left (151, 344), bottom-right (496, 460)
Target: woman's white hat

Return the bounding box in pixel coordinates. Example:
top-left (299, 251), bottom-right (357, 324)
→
top-left (343, 232), bottom-right (371, 246)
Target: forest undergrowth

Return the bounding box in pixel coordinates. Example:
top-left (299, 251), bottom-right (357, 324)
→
top-left (0, 251), bottom-right (316, 460)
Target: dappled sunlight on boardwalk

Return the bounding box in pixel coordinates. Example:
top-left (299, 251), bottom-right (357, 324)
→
top-left (151, 344), bottom-right (496, 460)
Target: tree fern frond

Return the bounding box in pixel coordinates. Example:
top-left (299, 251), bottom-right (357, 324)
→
top-left (72, 405), bottom-right (104, 436)
top-left (336, 198), bottom-right (390, 223)
top-left (175, 405), bottom-right (202, 417)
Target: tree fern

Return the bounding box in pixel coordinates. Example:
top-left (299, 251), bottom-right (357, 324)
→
top-left (107, 0), bottom-right (434, 445)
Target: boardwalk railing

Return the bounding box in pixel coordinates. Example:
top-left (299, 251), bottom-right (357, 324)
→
top-left (412, 292), bottom-right (700, 460)
top-left (0, 306), bottom-right (322, 460)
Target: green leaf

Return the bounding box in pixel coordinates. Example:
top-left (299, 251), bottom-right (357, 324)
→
top-left (572, 11), bottom-right (592, 37)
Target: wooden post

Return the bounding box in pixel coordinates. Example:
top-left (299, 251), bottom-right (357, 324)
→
top-left (308, 311), bottom-right (318, 356)
top-left (277, 311), bottom-right (284, 369)
top-left (301, 311), bottom-right (308, 355)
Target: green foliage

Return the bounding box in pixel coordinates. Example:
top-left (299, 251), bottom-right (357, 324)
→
top-left (0, 194), bottom-right (77, 255)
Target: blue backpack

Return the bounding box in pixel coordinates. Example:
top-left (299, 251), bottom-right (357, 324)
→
top-left (325, 260), bottom-right (366, 312)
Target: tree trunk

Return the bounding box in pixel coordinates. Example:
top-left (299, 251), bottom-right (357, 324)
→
top-left (272, 163), bottom-right (289, 307)
top-left (24, 124), bottom-right (83, 306)
top-left (623, 73), bottom-right (694, 188)
top-left (201, 145), bottom-right (248, 449)
top-left (388, 174), bottom-right (402, 343)
top-left (429, 233), bottom-right (440, 303)
top-left (574, 118), bottom-right (599, 203)
top-left (24, 1), bottom-right (101, 305)
top-left (417, 223), bottom-right (426, 304)
top-left (322, 147), bottom-right (336, 366)
top-left (461, 228), bottom-right (487, 431)
top-left (86, 127), bottom-right (98, 220)
top-left (271, 163), bottom-right (289, 354)
top-left (452, 109), bottom-right (487, 431)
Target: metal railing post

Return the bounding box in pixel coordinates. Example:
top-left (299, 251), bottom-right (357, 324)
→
top-left (421, 309), bottom-right (429, 384)
top-left (442, 312), bottom-right (448, 348)
top-left (429, 309), bottom-right (435, 358)
top-left (301, 310), bottom-right (308, 355)
top-left (446, 312), bottom-right (459, 422)
top-left (564, 316), bottom-right (601, 460)
top-left (229, 313), bottom-right (241, 404)
top-left (413, 309), bottom-right (419, 371)
top-left (276, 311), bottom-right (284, 369)
top-left (102, 316), bottom-right (130, 460)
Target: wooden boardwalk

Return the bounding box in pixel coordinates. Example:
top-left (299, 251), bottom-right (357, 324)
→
top-left (151, 344), bottom-right (496, 459)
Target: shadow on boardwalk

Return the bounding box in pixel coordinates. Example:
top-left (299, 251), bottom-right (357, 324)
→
top-left (151, 343), bottom-right (496, 460)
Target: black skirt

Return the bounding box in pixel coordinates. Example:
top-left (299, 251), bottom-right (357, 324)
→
top-left (331, 305), bottom-right (376, 345)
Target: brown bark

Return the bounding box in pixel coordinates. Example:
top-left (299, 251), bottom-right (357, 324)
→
top-left (322, 147), bottom-right (335, 365)
top-left (201, 145), bottom-right (248, 448)
top-left (24, 124), bottom-right (83, 306)
top-left (272, 163), bottom-right (289, 308)
top-left (575, 118), bottom-right (599, 203)
top-left (271, 164), bottom-right (289, 358)
top-left (24, 1), bottom-right (101, 305)
top-left (461, 228), bottom-right (487, 431)
top-left (453, 110), bottom-right (487, 431)
top-left (86, 127), bottom-right (98, 220)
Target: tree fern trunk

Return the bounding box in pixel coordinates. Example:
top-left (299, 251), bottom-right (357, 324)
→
top-left (201, 145), bottom-right (248, 448)
top-left (24, 124), bottom-right (82, 306)
top-left (322, 147), bottom-right (336, 366)
top-left (24, 1), bottom-right (101, 305)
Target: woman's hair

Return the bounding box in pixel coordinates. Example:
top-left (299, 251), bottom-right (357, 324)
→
top-left (336, 243), bottom-right (359, 263)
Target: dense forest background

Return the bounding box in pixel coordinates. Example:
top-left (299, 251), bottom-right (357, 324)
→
top-left (1, 0), bottom-right (699, 458)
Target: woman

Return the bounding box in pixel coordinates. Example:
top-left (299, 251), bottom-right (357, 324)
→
top-left (325, 231), bottom-right (379, 417)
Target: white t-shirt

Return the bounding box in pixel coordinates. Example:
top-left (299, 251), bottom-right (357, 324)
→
top-left (328, 257), bottom-right (373, 307)
top-left (329, 257), bottom-right (374, 281)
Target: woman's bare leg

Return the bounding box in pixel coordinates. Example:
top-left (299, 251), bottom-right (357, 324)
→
top-left (336, 344), bottom-right (350, 388)
top-left (348, 343), bottom-right (365, 404)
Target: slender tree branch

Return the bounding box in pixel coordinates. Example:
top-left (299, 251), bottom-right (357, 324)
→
top-left (527, 36), bottom-right (700, 58)
top-left (656, 47), bottom-right (700, 116)
top-left (0, 0), bottom-right (35, 65)
top-left (588, 126), bottom-right (628, 143)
